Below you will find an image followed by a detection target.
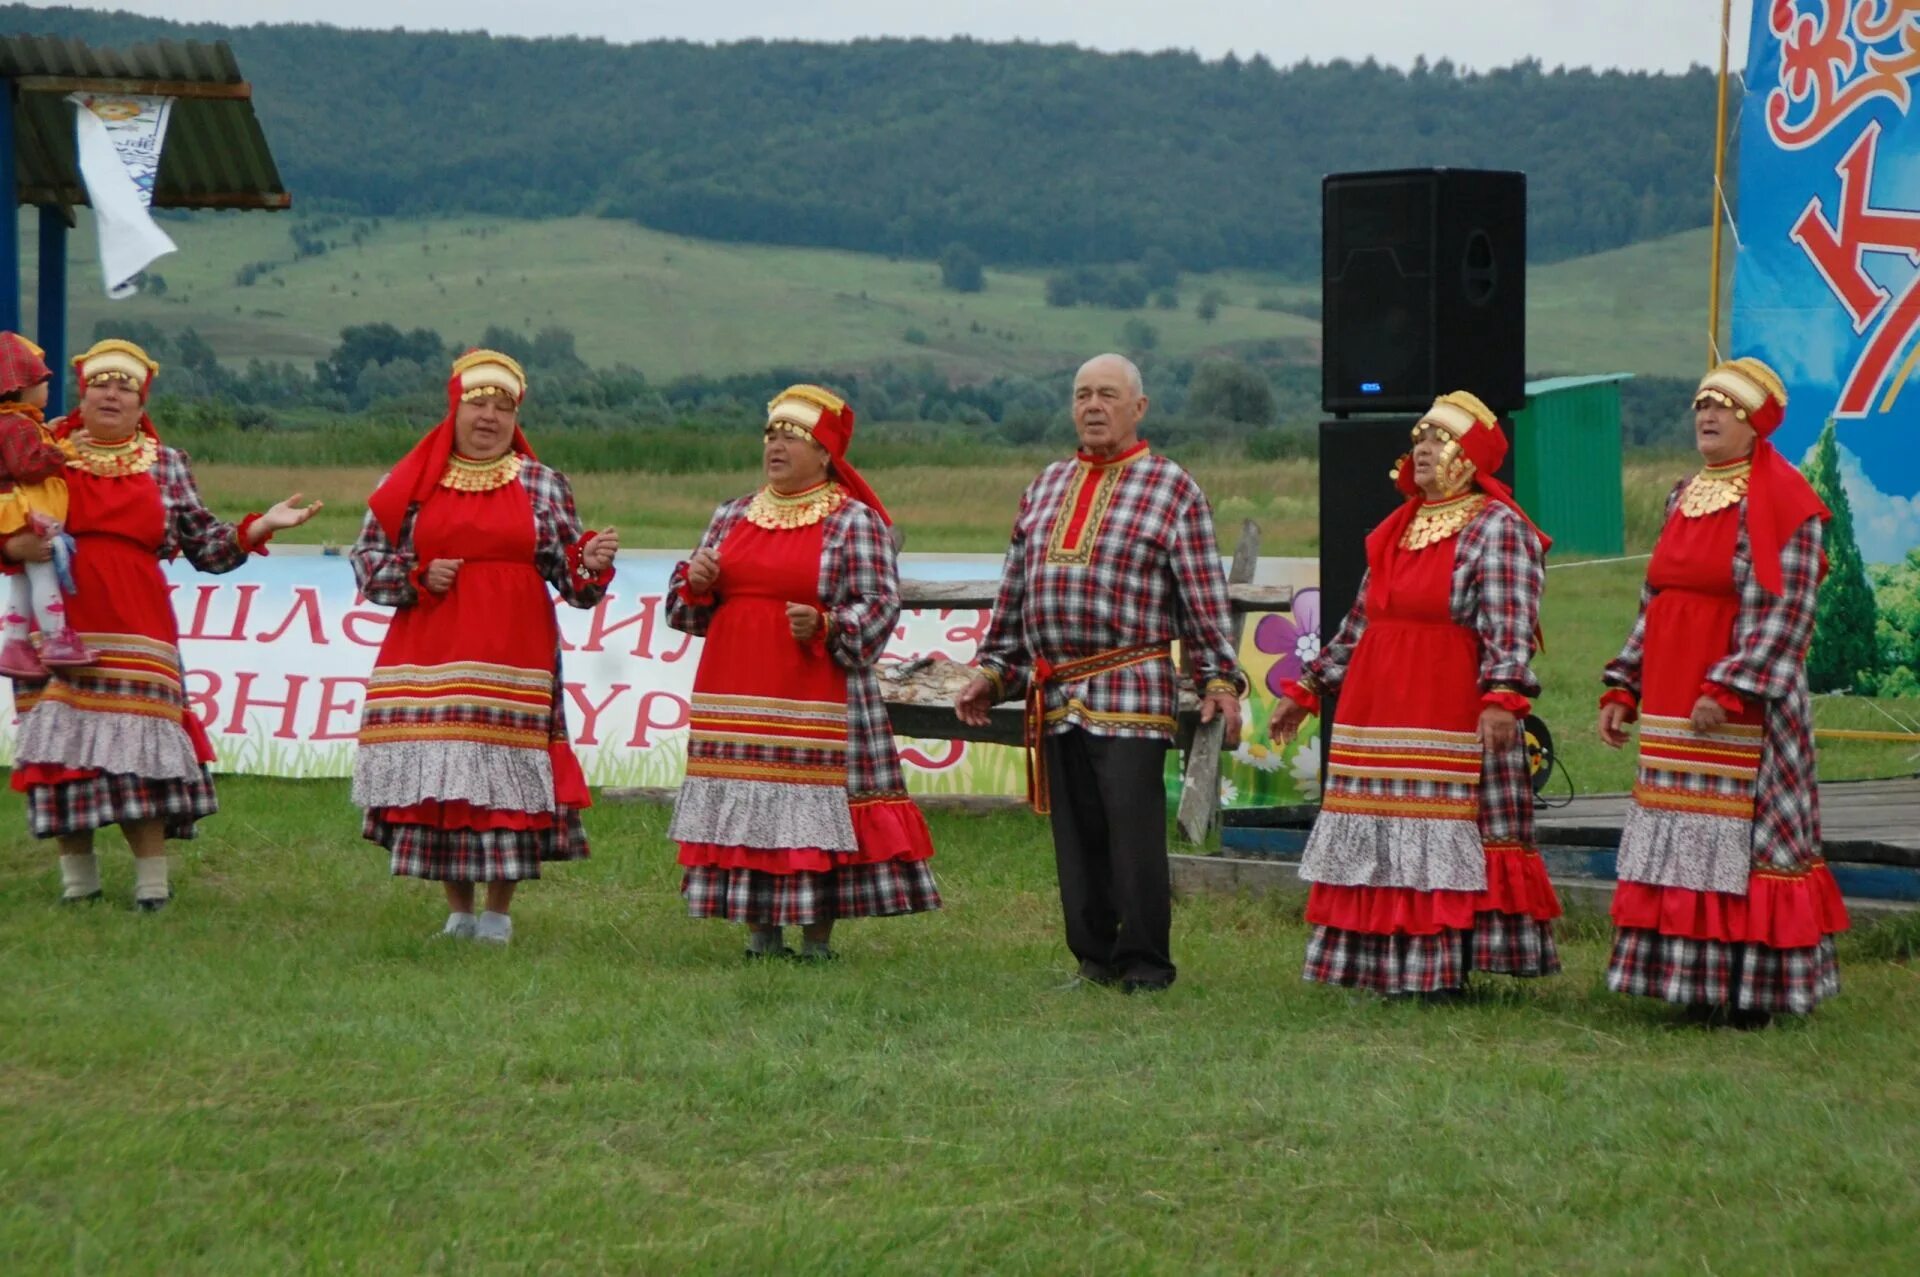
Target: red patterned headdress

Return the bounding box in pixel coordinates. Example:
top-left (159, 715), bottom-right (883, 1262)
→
top-left (765, 383), bottom-right (891, 525)
top-left (367, 349), bottom-right (536, 542)
top-left (1694, 357), bottom-right (1830, 595)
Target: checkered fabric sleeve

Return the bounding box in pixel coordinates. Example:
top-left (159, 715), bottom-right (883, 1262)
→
top-left (153, 445), bottom-right (264, 574)
top-left (1304, 572), bottom-right (1369, 697)
top-left (1707, 516), bottom-right (1823, 702)
top-left (349, 488), bottom-right (420, 608)
top-left (522, 459), bottom-right (613, 609)
top-left (1169, 484), bottom-right (1244, 693)
top-left (1602, 479), bottom-right (1686, 700)
top-left (0, 414), bottom-right (64, 486)
top-left (665, 497), bottom-right (748, 638)
top-left (1458, 503), bottom-right (1544, 697)
top-left (975, 487), bottom-right (1035, 697)
top-left (820, 501), bottom-right (901, 671)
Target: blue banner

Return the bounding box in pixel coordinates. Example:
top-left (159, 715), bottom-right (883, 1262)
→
top-left (1734, 2), bottom-right (1920, 565)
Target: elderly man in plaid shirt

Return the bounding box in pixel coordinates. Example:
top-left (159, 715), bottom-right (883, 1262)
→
top-left (957, 353), bottom-right (1244, 992)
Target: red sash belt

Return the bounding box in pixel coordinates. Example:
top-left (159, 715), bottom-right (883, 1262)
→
top-left (1025, 642), bottom-right (1169, 814)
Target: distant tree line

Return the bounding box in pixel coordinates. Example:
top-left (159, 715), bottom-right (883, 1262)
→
top-left (16, 7), bottom-right (1721, 274)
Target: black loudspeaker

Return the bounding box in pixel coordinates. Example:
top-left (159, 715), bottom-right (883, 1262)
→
top-left (1321, 168), bottom-right (1526, 416)
top-left (1314, 418), bottom-right (1518, 763)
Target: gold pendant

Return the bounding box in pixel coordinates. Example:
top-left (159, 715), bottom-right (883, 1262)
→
top-left (440, 452), bottom-right (523, 493)
top-left (1401, 493), bottom-right (1486, 550)
top-left (67, 431), bottom-right (158, 478)
top-left (746, 482), bottom-right (845, 530)
top-left (1678, 460), bottom-right (1750, 519)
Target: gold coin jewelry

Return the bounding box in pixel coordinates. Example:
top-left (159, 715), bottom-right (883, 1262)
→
top-left (746, 481), bottom-right (845, 530)
top-left (440, 451), bottom-right (524, 492)
top-left (1401, 491), bottom-right (1487, 550)
top-left (68, 429), bottom-right (158, 478)
top-left (1677, 458), bottom-right (1751, 518)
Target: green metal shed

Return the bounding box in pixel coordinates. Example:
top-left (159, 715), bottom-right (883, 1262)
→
top-left (1509, 373), bottom-right (1632, 557)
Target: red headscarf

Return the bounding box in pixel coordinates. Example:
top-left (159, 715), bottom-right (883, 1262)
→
top-left (0, 331), bottom-right (50, 397)
top-left (767, 384), bottom-right (890, 525)
top-left (1364, 392), bottom-right (1549, 612)
top-left (1695, 357), bottom-right (1830, 596)
top-left (368, 350), bottom-right (535, 542)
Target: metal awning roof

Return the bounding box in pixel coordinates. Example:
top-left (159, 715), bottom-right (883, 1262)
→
top-left (2, 34), bottom-right (289, 214)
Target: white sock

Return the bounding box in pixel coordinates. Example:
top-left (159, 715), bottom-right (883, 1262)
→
top-left (133, 856), bottom-right (171, 902)
top-left (25, 560), bottom-right (67, 634)
top-left (475, 910), bottom-right (513, 943)
top-left (442, 911), bottom-right (477, 937)
top-left (5, 573), bottom-right (31, 642)
top-left (59, 852), bottom-right (100, 899)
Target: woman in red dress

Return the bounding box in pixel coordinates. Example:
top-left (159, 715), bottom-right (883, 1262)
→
top-left (351, 351), bottom-right (617, 945)
top-left (1274, 391), bottom-right (1559, 996)
top-left (1598, 358), bottom-right (1846, 1027)
top-left (667, 384), bottom-right (939, 960)
top-left (4, 339), bottom-right (318, 909)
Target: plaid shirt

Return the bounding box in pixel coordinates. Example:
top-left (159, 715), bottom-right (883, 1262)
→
top-left (1308, 501), bottom-right (1545, 700)
top-left (0, 408), bottom-right (65, 492)
top-left (153, 445), bottom-right (266, 573)
top-left (976, 449), bottom-right (1242, 741)
top-left (1606, 485), bottom-right (1825, 872)
top-left (668, 493), bottom-right (909, 794)
top-left (350, 458), bottom-right (610, 610)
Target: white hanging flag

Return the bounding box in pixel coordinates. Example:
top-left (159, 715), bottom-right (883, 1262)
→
top-left (68, 93), bottom-right (178, 299)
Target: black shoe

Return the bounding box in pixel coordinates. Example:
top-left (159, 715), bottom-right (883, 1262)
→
top-left (1077, 960), bottom-right (1120, 987)
top-left (1730, 1008), bottom-right (1774, 1032)
top-left (743, 945), bottom-right (796, 960)
top-left (796, 947), bottom-right (839, 964)
top-left (59, 890), bottom-right (103, 906)
top-left (1122, 979), bottom-right (1172, 995)
top-left (135, 895), bottom-right (172, 914)
top-left (1419, 987), bottom-right (1466, 1005)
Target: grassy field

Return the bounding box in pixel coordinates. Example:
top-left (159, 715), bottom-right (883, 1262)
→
top-left (2, 778), bottom-right (1918, 1274)
top-left (17, 214), bottom-right (1713, 381)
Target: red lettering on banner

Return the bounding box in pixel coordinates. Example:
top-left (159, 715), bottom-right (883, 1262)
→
top-left (343, 594), bottom-right (393, 648)
top-left (254, 586), bottom-right (331, 644)
top-left (563, 682), bottom-right (630, 746)
top-left (226, 672), bottom-right (308, 740)
top-left (658, 628), bottom-right (696, 663)
top-left (628, 690), bottom-right (689, 748)
top-left (577, 593), bottom-right (667, 658)
top-left (898, 739), bottom-right (966, 772)
top-left (313, 677), bottom-right (366, 741)
top-left (183, 669), bottom-right (221, 728)
top-left (180, 583), bottom-right (259, 641)
top-left (1789, 122), bottom-right (1920, 414)
top-left (942, 607), bottom-right (991, 650)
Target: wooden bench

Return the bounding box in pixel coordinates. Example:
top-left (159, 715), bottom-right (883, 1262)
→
top-left (879, 522), bottom-right (1291, 844)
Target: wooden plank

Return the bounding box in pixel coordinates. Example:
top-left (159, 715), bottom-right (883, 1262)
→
top-left (14, 75), bottom-right (253, 99)
top-left (886, 701), bottom-right (1026, 746)
top-left (897, 579), bottom-right (1290, 612)
top-left (1177, 520), bottom-right (1260, 845)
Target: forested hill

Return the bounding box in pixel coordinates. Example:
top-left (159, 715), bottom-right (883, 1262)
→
top-left (14, 6), bottom-right (1718, 273)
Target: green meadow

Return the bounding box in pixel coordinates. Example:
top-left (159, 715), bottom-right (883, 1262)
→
top-left (3, 782), bottom-right (1919, 1274)
top-left (17, 214), bottom-right (1712, 381)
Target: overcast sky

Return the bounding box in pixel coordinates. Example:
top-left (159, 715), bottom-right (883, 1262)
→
top-left (48, 0), bottom-right (1752, 74)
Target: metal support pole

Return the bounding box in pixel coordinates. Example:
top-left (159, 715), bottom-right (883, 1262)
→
top-left (0, 79), bottom-right (20, 335)
top-left (37, 205), bottom-right (67, 414)
top-left (1706, 0), bottom-right (1734, 368)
